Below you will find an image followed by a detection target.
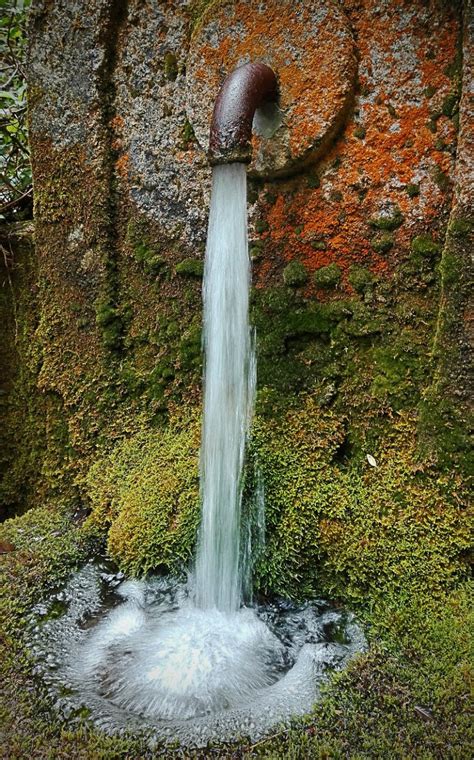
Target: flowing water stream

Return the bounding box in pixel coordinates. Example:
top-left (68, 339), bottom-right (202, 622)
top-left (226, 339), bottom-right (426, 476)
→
top-left (195, 162), bottom-right (255, 613)
top-left (29, 162), bottom-right (366, 747)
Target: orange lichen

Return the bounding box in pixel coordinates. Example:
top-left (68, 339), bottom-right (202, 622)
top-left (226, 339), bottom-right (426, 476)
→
top-left (245, 0), bottom-right (460, 294)
top-left (190, 0), bottom-right (356, 165)
top-left (115, 153), bottom-right (129, 178)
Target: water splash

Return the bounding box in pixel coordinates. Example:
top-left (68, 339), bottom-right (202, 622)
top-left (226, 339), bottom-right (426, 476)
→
top-left (195, 162), bottom-right (256, 612)
top-left (30, 564), bottom-right (366, 746)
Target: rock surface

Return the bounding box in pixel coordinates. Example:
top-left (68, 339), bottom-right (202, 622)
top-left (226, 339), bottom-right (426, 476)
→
top-left (2, 0), bottom-right (470, 512)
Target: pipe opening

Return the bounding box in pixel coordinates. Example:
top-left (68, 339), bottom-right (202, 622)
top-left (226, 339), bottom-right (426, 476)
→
top-left (208, 62), bottom-right (279, 166)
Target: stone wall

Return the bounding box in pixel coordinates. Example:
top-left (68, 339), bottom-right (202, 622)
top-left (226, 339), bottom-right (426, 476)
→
top-left (3, 0), bottom-right (471, 524)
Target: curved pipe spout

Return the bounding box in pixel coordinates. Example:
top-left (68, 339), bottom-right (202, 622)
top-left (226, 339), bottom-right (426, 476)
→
top-left (209, 62), bottom-right (279, 166)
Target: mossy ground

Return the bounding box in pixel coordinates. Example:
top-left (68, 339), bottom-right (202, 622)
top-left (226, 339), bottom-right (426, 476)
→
top-left (1, 396), bottom-right (471, 758)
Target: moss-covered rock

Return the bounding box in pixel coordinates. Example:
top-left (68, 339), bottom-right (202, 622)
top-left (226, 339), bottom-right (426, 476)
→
top-left (282, 260), bottom-right (308, 287)
top-left (369, 206), bottom-right (404, 231)
top-left (175, 258), bottom-right (204, 277)
top-left (85, 410), bottom-right (201, 575)
top-left (313, 263), bottom-right (341, 288)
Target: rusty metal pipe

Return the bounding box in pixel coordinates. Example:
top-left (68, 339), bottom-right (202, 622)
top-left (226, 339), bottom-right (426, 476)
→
top-left (209, 62), bottom-right (279, 166)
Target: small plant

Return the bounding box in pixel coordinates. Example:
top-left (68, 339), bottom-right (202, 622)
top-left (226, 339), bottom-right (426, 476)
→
top-left (0, 0), bottom-right (32, 221)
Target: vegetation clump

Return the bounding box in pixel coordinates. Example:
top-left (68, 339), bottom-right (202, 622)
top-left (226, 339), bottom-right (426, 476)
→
top-left (85, 410), bottom-right (201, 576)
top-left (282, 260), bottom-right (308, 287)
top-left (175, 258), bottom-right (204, 277)
top-left (405, 183), bottom-right (420, 197)
top-left (314, 263), bottom-right (341, 288)
top-left (95, 299), bottom-right (123, 351)
top-left (348, 265), bottom-right (375, 293)
top-left (410, 234), bottom-right (441, 259)
top-left (371, 231), bottom-right (394, 253)
top-left (369, 206), bottom-right (404, 231)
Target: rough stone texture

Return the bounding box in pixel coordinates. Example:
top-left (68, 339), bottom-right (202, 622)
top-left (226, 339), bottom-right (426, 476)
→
top-left (420, 0), bottom-right (473, 470)
top-left (3, 0), bottom-right (468, 511)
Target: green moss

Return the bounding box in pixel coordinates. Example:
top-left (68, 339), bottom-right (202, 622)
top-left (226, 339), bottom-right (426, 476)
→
top-left (371, 331), bottom-right (427, 409)
top-left (163, 51), bottom-right (178, 81)
top-left (310, 239), bottom-right (327, 251)
top-left (255, 219), bottom-right (269, 234)
top-left (424, 84), bottom-right (437, 98)
top-left (188, 0), bottom-right (219, 31)
top-left (178, 322), bottom-right (202, 371)
top-left (405, 183), bottom-right (420, 197)
top-left (347, 265), bottom-right (375, 293)
top-left (433, 164), bottom-right (451, 192)
top-left (133, 242), bottom-right (165, 274)
top-left (282, 260), bottom-right (308, 287)
top-left (85, 410), bottom-right (201, 576)
top-left (342, 301), bottom-right (383, 337)
top-left (250, 400), bottom-right (470, 602)
top-left (95, 299), bottom-right (123, 350)
top-left (178, 119), bottom-right (196, 149)
top-left (175, 258), bottom-right (204, 277)
top-left (448, 216), bottom-right (472, 238)
top-left (371, 232), bottom-right (394, 253)
top-left (250, 242), bottom-right (264, 261)
top-left (313, 263), bottom-right (341, 289)
top-left (286, 305), bottom-right (334, 335)
top-left (410, 234), bottom-right (441, 259)
top-left (441, 92), bottom-right (459, 118)
top-left (369, 206), bottom-right (404, 231)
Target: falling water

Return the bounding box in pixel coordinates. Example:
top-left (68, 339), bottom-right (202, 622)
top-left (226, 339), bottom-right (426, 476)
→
top-left (29, 156), bottom-right (367, 749)
top-left (194, 162), bottom-right (256, 612)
